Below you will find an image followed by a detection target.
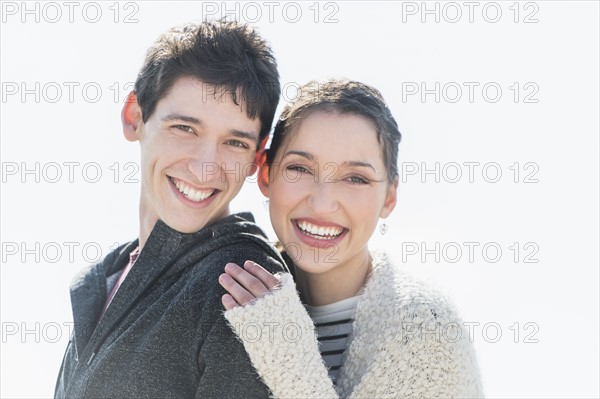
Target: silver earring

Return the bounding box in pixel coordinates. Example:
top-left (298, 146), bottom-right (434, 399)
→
top-left (263, 199), bottom-right (270, 210)
top-left (379, 222), bottom-right (388, 235)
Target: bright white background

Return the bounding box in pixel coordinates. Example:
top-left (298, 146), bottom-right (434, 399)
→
top-left (1, 1), bottom-right (598, 398)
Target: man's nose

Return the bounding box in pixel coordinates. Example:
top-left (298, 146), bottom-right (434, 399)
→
top-left (188, 141), bottom-right (222, 184)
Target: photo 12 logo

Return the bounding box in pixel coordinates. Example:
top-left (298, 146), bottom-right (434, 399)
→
top-left (397, 320), bottom-right (540, 344)
top-left (200, 1), bottom-right (340, 24)
top-left (2, 321), bottom-right (75, 344)
top-left (400, 162), bottom-right (540, 184)
top-left (400, 1), bottom-right (540, 24)
top-left (2, 81), bottom-right (136, 104)
top-left (401, 82), bottom-right (540, 104)
top-left (401, 241), bottom-right (540, 264)
top-left (1, 162), bottom-right (140, 184)
top-left (2, 241), bottom-right (122, 264)
top-left (1, 1), bottom-right (140, 24)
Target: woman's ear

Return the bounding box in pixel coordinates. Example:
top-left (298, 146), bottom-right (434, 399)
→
top-left (380, 176), bottom-right (399, 219)
top-left (122, 92), bottom-right (142, 142)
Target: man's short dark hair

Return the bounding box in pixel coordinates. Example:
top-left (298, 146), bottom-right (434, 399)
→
top-left (267, 79), bottom-right (401, 183)
top-left (134, 20), bottom-right (280, 143)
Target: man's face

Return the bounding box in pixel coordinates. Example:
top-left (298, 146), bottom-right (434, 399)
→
top-left (125, 77), bottom-right (261, 234)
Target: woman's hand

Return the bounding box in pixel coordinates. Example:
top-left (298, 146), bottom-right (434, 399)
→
top-left (219, 261), bottom-right (281, 310)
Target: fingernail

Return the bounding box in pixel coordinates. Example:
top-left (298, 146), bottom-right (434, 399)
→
top-left (225, 263), bottom-right (237, 272)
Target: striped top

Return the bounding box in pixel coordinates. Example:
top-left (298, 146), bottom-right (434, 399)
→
top-left (305, 295), bottom-right (360, 384)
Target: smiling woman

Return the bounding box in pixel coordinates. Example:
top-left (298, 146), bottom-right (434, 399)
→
top-left (265, 111), bottom-right (396, 279)
top-left (218, 79), bottom-right (484, 398)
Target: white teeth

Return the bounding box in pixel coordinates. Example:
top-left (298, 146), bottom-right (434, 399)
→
top-left (172, 177), bottom-right (214, 202)
top-left (297, 220), bottom-right (343, 240)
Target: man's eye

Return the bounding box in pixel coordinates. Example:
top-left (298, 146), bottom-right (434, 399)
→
top-left (174, 125), bottom-right (194, 134)
top-left (226, 140), bottom-right (250, 149)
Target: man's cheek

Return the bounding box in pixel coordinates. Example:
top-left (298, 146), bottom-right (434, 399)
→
top-left (222, 159), bottom-right (256, 181)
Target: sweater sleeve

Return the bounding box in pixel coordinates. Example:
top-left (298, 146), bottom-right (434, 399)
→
top-left (224, 273), bottom-right (339, 399)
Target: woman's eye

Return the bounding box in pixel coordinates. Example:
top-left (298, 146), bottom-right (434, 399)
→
top-left (225, 140), bottom-right (250, 149)
top-left (286, 165), bottom-right (311, 174)
top-left (346, 175), bottom-right (369, 185)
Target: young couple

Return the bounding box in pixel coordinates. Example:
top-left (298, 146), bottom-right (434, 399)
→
top-left (55, 20), bottom-right (483, 398)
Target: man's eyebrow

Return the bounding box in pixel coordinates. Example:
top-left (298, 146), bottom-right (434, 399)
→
top-left (282, 150), bottom-right (315, 161)
top-left (160, 114), bottom-right (203, 125)
top-left (160, 115), bottom-right (258, 143)
top-left (230, 129), bottom-right (259, 143)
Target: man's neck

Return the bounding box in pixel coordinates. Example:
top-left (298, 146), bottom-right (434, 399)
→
top-left (138, 199), bottom-right (156, 252)
top-left (137, 197), bottom-right (235, 251)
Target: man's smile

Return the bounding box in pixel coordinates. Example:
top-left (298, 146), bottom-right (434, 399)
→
top-left (169, 176), bottom-right (217, 203)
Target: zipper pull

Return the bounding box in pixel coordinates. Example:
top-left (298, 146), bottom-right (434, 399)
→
top-left (87, 352), bottom-right (96, 366)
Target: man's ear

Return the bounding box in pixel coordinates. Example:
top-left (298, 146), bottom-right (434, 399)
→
top-left (249, 136), bottom-right (269, 182)
top-left (257, 162), bottom-right (270, 197)
top-left (254, 136), bottom-right (269, 197)
top-left (380, 176), bottom-right (399, 219)
top-left (122, 92), bottom-right (142, 142)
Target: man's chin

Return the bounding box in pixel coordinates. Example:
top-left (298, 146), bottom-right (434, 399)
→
top-left (166, 220), bottom-right (209, 234)
top-left (164, 212), bottom-right (227, 234)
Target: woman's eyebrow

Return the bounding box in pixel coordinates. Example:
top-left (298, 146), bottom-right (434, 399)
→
top-left (282, 152), bottom-right (378, 172)
top-left (282, 150), bottom-right (314, 161)
top-left (343, 161), bottom-right (377, 173)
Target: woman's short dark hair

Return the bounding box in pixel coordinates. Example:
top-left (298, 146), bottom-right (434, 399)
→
top-left (266, 79), bottom-right (401, 183)
top-left (133, 20), bottom-right (280, 144)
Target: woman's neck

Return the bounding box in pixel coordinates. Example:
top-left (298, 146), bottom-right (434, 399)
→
top-left (294, 250), bottom-right (372, 306)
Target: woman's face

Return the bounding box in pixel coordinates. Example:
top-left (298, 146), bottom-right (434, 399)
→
top-left (261, 110), bottom-right (398, 274)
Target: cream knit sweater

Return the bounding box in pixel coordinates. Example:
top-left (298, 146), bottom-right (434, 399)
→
top-left (224, 252), bottom-right (484, 398)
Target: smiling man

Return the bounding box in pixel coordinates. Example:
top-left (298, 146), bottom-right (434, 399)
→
top-left (54, 21), bottom-right (285, 398)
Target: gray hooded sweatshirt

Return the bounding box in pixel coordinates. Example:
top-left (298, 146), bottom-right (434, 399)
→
top-left (55, 213), bottom-right (287, 398)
